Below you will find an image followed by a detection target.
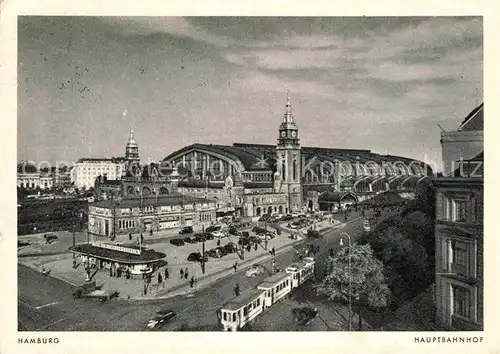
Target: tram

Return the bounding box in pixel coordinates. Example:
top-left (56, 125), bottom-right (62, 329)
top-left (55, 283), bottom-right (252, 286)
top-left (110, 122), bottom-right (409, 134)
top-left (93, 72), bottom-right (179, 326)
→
top-left (218, 257), bottom-right (316, 331)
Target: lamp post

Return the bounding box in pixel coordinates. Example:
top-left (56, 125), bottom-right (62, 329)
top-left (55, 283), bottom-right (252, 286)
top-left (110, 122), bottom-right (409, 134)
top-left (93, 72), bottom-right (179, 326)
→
top-left (339, 232), bottom-right (352, 331)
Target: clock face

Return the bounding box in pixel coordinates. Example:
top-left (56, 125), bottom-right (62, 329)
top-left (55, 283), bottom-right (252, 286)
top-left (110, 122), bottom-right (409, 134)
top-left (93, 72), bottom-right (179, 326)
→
top-left (281, 131), bottom-right (287, 138)
top-left (291, 131), bottom-right (297, 138)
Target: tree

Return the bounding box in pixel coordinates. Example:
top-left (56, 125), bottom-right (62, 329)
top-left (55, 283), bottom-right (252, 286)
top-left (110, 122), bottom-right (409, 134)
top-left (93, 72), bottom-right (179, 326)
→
top-left (316, 244), bottom-right (391, 329)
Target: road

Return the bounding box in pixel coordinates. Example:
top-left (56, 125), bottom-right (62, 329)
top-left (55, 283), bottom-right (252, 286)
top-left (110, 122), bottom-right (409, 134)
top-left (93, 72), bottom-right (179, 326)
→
top-left (18, 209), bottom-right (395, 331)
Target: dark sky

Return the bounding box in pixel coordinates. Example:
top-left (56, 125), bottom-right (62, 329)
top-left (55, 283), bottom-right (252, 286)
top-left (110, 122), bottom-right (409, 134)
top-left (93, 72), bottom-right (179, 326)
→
top-left (17, 16), bottom-right (483, 167)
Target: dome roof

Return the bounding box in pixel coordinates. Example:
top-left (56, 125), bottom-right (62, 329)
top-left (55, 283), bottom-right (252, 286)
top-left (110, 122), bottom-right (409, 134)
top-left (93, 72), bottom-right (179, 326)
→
top-left (126, 129), bottom-right (138, 148)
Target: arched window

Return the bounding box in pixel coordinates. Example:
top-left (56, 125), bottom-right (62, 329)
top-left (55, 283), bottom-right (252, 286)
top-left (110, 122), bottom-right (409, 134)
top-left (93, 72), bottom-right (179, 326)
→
top-left (282, 156), bottom-right (286, 182)
top-left (293, 159), bottom-right (297, 180)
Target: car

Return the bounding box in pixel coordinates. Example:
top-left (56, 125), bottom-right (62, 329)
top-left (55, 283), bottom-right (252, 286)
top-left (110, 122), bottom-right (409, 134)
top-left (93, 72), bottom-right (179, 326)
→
top-left (205, 225), bottom-right (221, 233)
top-left (228, 226), bottom-right (239, 236)
top-left (241, 231), bottom-right (250, 238)
top-left (223, 242), bottom-right (238, 253)
top-left (206, 249), bottom-right (223, 258)
top-left (187, 252), bottom-right (208, 263)
top-left (170, 239), bottom-right (185, 246)
top-left (179, 226), bottom-right (194, 235)
top-left (215, 246), bottom-right (228, 256)
top-left (183, 236), bottom-right (197, 244)
top-left (307, 229), bottom-right (322, 238)
top-left (292, 307), bottom-right (318, 326)
top-left (203, 232), bottom-right (215, 240)
top-left (211, 231), bottom-right (226, 238)
top-left (245, 265), bottom-right (265, 277)
top-left (258, 214), bottom-right (270, 222)
top-left (194, 233), bottom-right (205, 242)
top-left (147, 309), bottom-right (177, 329)
top-left (43, 233), bottom-right (58, 244)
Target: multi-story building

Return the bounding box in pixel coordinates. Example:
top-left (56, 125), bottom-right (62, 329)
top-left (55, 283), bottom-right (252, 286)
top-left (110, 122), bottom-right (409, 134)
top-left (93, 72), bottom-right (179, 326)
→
top-left (434, 102), bottom-right (483, 330)
top-left (71, 157), bottom-right (126, 190)
top-left (162, 93), bottom-right (432, 216)
top-left (88, 194), bottom-right (217, 237)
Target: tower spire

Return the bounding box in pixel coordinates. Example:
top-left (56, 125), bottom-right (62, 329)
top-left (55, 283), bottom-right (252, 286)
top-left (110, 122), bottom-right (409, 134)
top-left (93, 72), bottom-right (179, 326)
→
top-left (283, 90), bottom-right (293, 123)
top-left (129, 128), bottom-right (135, 143)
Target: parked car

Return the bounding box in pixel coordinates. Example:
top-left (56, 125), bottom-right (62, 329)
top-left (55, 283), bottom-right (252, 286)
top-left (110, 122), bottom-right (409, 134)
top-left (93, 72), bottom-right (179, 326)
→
top-left (245, 265), bottom-right (265, 277)
top-left (206, 225), bottom-right (221, 233)
top-left (228, 226), bottom-right (239, 236)
top-left (307, 229), bottom-right (322, 238)
top-left (179, 226), bottom-right (194, 235)
top-left (183, 236), bottom-right (197, 244)
top-left (170, 238), bottom-right (185, 246)
top-left (203, 232), bottom-right (215, 240)
top-left (194, 233), bottom-right (205, 242)
top-left (223, 242), bottom-right (238, 254)
top-left (206, 249), bottom-right (223, 258)
top-left (187, 252), bottom-right (208, 262)
top-left (211, 231), bottom-right (226, 238)
top-left (241, 231), bottom-right (250, 238)
top-left (147, 309), bottom-right (177, 329)
top-left (292, 307), bottom-right (318, 326)
top-left (215, 246), bottom-right (228, 256)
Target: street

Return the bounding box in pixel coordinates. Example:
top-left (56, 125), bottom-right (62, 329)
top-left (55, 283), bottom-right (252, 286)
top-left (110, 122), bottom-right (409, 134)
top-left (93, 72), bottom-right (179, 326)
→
top-left (18, 209), bottom-right (394, 331)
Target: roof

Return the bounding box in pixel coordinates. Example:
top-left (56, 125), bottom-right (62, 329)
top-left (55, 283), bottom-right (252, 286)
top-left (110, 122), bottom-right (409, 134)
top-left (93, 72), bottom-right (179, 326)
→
top-left (68, 243), bottom-right (166, 264)
top-left (358, 191), bottom-right (407, 205)
top-left (77, 157), bottom-right (124, 164)
top-left (163, 143), bottom-right (429, 172)
top-left (90, 194), bottom-right (214, 209)
top-left (458, 103), bottom-right (483, 131)
top-left (222, 288), bottom-right (265, 311)
top-left (318, 191), bottom-right (357, 203)
top-left (257, 272), bottom-right (292, 288)
top-left (178, 179), bottom-right (225, 189)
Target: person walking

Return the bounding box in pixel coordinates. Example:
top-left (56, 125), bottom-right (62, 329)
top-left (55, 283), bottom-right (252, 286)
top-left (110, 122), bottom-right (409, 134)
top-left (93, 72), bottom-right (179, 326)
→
top-left (158, 272), bottom-right (164, 289)
top-left (180, 268), bottom-right (184, 279)
top-left (164, 267), bottom-right (169, 280)
top-left (217, 239), bottom-right (221, 247)
top-left (233, 263), bottom-right (237, 273)
top-left (254, 243), bottom-right (258, 251)
top-left (272, 247), bottom-right (276, 256)
top-left (190, 276), bottom-right (195, 288)
top-left (185, 268), bottom-right (189, 280)
top-left (234, 283), bottom-right (240, 297)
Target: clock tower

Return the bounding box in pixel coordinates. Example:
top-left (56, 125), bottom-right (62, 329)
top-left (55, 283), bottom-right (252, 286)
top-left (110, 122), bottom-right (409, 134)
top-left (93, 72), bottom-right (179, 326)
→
top-left (276, 91), bottom-right (302, 213)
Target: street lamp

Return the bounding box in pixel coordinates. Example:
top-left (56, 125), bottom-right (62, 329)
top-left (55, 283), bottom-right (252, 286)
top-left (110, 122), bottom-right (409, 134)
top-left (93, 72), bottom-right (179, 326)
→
top-left (339, 232), bottom-right (352, 331)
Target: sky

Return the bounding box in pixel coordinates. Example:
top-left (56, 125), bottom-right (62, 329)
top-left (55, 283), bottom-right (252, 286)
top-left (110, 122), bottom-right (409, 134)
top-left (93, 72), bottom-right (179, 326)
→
top-left (17, 16), bottom-right (483, 167)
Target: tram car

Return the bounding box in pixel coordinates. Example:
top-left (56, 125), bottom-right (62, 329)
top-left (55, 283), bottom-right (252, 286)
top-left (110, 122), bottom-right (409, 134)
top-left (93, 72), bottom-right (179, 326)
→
top-left (218, 257), bottom-right (316, 331)
top-left (285, 257), bottom-right (315, 287)
top-left (257, 272), bottom-right (294, 308)
top-left (218, 288), bottom-right (266, 331)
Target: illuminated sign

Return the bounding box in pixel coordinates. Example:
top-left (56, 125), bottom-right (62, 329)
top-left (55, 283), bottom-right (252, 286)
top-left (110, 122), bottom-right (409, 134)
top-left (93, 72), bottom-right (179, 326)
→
top-left (91, 241), bottom-right (141, 255)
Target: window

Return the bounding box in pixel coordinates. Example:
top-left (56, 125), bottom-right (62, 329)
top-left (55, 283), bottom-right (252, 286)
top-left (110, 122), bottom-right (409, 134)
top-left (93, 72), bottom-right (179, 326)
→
top-left (232, 313), bottom-right (236, 322)
top-left (454, 199), bottom-right (467, 222)
top-left (257, 299), bottom-right (260, 307)
top-left (452, 284), bottom-right (471, 319)
top-left (450, 241), bottom-right (469, 276)
top-left (243, 306), bottom-right (248, 316)
top-left (223, 312), bottom-right (227, 321)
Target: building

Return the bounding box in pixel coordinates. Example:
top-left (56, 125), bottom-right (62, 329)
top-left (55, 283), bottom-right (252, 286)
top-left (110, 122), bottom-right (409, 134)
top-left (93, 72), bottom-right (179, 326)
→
top-left (434, 102), bottom-right (483, 330)
top-left (71, 157), bottom-right (126, 190)
top-left (162, 93), bottom-right (432, 217)
top-left (69, 241), bottom-right (166, 276)
top-left (17, 162), bottom-right (60, 190)
top-left (88, 194), bottom-right (217, 237)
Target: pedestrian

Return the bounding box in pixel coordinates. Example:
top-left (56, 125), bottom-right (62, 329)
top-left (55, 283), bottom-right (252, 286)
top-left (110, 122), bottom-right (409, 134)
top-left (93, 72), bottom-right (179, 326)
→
top-left (272, 247), bottom-right (276, 256)
top-left (234, 283), bottom-right (240, 297)
top-left (150, 229), bottom-right (153, 236)
top-left (143, 283), bottom-right (147, 296)
top-left (164, 267), bottom-right (169, 280)
top-left (233, 263), bottom-right (237, 273)
top-left (246, 244), bottom-right (251, 253)
top-left (185, 268), bottom-right (189, 279)
top-left (180, 268), bottom-right (184, 279)
top-left (190, 276), bottom-right (194, 288)
top-left (217, 239), bottom-right (221, 247)
top-left (254, 243), bottom-right (258, 251)
top-left (158, 272), bottom-right (163, 288)
top-left (129, 233), bottom-right (132, 240)
top-left (141, 234), bottom-right (144, 243)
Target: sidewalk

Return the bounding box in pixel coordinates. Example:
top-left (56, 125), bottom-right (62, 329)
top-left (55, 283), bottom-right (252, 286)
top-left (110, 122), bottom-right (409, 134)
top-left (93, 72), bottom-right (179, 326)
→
top-left (18, 230), bottom-right (303, 300)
